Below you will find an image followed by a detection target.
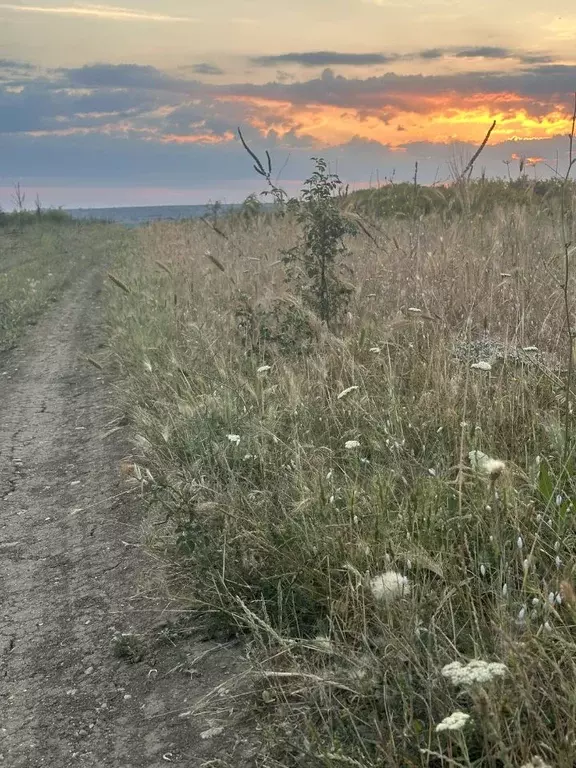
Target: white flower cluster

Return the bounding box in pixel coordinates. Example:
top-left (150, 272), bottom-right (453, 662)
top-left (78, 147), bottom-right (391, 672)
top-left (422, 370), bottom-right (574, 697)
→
top-left (369, 571), bottom-right (410, 603)
top-left (468, 450), bottom-right (506, 477)
top-left (435, 711), bottom-right (470, 733)
top-left (520, 758), bottom-right (552, 768)
top-left (442, 659), bottom-right (507, 687)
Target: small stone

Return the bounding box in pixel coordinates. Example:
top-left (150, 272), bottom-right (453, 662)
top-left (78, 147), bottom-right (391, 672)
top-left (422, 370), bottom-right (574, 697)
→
top-left (84, 666), bottom-right (94, 676)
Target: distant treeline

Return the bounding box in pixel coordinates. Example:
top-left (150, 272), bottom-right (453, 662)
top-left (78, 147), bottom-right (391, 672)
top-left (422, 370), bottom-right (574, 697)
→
top-left (0, 207), bottom-right (72, 228)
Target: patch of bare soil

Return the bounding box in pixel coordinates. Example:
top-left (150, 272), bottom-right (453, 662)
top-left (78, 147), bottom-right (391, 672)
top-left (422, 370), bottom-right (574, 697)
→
top-left (0, 271), bottom-right (255, 767)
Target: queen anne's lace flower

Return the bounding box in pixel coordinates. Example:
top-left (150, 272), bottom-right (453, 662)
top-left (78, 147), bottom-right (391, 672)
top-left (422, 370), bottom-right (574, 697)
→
top-left (369, 571), bottom-right (410, 603)
top-left (442, 659), bottom-right (507, 687)
top-left (345, 440), bottom-right (360, 449)
top-left (469, 450), bottom-right (506, 477)
top-left (520, 758), bottom-right (552, 768)
top-left (435, 711), bottom-right (470, 733)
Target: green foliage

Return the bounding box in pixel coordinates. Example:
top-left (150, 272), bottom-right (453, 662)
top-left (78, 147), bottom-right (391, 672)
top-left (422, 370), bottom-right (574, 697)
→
top-left (282, 158), bottom-right (358, 328)
top-left (0, 207), bottom-right (72, 229)
top-left (235, 295), bottom-right (318, 357)
top-left (351, 176), bottom-right (574, 220)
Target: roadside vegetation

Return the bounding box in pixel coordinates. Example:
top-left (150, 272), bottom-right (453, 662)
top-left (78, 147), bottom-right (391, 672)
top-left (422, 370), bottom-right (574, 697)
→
top-left (0, 214), bottom-right (126, 352)
top-left (104, 153), bottom-right (576, 768)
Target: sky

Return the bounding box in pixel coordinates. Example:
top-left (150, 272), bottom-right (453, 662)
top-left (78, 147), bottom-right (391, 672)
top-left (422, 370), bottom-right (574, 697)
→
top-left (1, 0), bottom-right (576, 208)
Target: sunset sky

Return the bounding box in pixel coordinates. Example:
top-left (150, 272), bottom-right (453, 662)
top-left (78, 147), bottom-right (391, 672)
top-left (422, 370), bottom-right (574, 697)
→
top-left (1, 0), bottom-right (576, 208)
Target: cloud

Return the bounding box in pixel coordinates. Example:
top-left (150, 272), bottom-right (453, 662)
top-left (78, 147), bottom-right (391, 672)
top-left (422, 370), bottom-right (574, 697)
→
top-left (252, 51), bottom-right (398, 68)
top-left (189, 63), bottom-right (225, 76)
top-left (251, 47), bottom-right (555, 69)
top-left (62, 63), bottom-right (199, 92)
top-left (454, 46), bottom-right (511, 59)
top-left (2, 55), bottom-right (576, 206)
top-left (0, 58), bottom-right (34, 70)
top-left (0, 3), bottom-right (198, 22)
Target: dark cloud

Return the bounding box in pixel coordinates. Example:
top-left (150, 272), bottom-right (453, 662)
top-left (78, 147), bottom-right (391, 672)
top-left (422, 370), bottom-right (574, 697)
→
top-left (0, 80), bottom-right (168, 134)
top-left (252, 51), bottom-right (398, 68)
top-left (454, 46), bottom-right (511, 59)
top-left (226, 65), bottom-right (576, 112)
top-left (419, 49), bottom-right (443, 60)
top-left (62, 63), bottom-right (201, 93)
top-left (0, 58), bottom-right (34, 71)
top-left (0, 130), bottom-right (565, 196)
top-left (189, 63), bottom-right (225, 76)
top-left (251, 47), bottom-right (555, 70)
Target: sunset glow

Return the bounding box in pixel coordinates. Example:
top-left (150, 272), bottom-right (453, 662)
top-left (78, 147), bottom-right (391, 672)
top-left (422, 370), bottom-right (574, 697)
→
top-left (1, 0), bottom-right (576, 206)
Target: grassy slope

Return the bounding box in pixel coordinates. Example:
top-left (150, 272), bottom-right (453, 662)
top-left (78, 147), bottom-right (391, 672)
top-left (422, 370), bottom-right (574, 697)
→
top-left (106, 203), bottom-right (576, 768)
top-left (0, 221), bottom-right (128, 352)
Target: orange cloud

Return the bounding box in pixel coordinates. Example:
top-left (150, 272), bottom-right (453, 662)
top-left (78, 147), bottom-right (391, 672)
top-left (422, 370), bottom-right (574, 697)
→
top-left (160, 131), bottom-right (235, 144)
top-left (511, 152), bottom-right (546, 164)
top-left (217, 92), bottom-right (573, 148)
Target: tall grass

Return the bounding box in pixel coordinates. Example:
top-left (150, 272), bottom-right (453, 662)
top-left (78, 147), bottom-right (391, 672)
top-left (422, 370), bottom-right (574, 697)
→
top-left (0, 221), bottom-right (127, 351)
top-left (107, 194), bottom-right (576, 767)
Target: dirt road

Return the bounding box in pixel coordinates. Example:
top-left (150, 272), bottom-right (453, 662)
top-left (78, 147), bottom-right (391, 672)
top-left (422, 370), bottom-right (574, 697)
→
top-left (0, 270), bottom-right (250, 767)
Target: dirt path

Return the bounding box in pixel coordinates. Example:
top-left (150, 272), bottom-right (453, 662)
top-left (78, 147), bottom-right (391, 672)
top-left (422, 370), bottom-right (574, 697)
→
top-left (0, 271), bottom-right (251, 767)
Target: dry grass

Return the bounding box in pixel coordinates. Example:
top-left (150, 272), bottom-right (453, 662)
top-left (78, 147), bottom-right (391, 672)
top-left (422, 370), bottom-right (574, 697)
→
top-left (106, 201), bottom-right (576, 767)
top-left (0, 221), bottom-right (126, 351)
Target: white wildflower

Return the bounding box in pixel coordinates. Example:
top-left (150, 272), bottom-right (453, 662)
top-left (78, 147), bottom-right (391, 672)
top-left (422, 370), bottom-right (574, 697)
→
top-left (555, 540), bottom-right (561, 552)
top-left (369, 571), bottom-right (410, 603)
top-left (480, 564), bottom-right (486, 577)
top-left (502, 584), bottom-right (508, 597)
top-left (556, 555), bottom-right (562, 569)
top-left (226, 434), bottom-right (241, 445)
top-left (435, 711), bottom-right (470, 733)
top-left (442, 659), bottom-right (507, 687)
top-left (369, 347), bottom-right (381, 353)
top-left (345, 440), bottom-right (361, 449)
top-left (468, 450), bottom-right (505, 478)
top-left (407, 307), bottom-right (422, 314)
top-left (544, 621), bottom-right (552, 632)
top-left (532, 597), bottom-right (540, 606)
top-left (518, 606), bottom-right (526, 622)
top-left (143, 358), bottom-right (153, 372)
top-left (257, 365), bottom-right (271, 373)
top-left (337, 385), bottom-right (359, 400)
top-left (517, 536), bottom-right (523, 550)
top-left (556, 494), bottom-right (563, 506)
top-left (428, 468), bottom-right (436, 476)
top-left (548, 592), bottom-right (555, 605)
top-left (522, 346), bottom-right (539, 352)
top-left (523, 558), bottom-right (530, 572)
top-left (471, 361), bottom-right (492, 371)
top-left (520, 758), bottom-right (552, 768)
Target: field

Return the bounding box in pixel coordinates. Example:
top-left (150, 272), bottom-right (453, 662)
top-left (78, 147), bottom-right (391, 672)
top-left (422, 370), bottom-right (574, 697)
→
top-left (104, 177), bottom-right (576, 768)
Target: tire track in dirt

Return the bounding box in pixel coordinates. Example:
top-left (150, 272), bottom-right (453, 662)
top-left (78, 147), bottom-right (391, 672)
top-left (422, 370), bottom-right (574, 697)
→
top-left (0, 270), bottom-right (252, 767)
